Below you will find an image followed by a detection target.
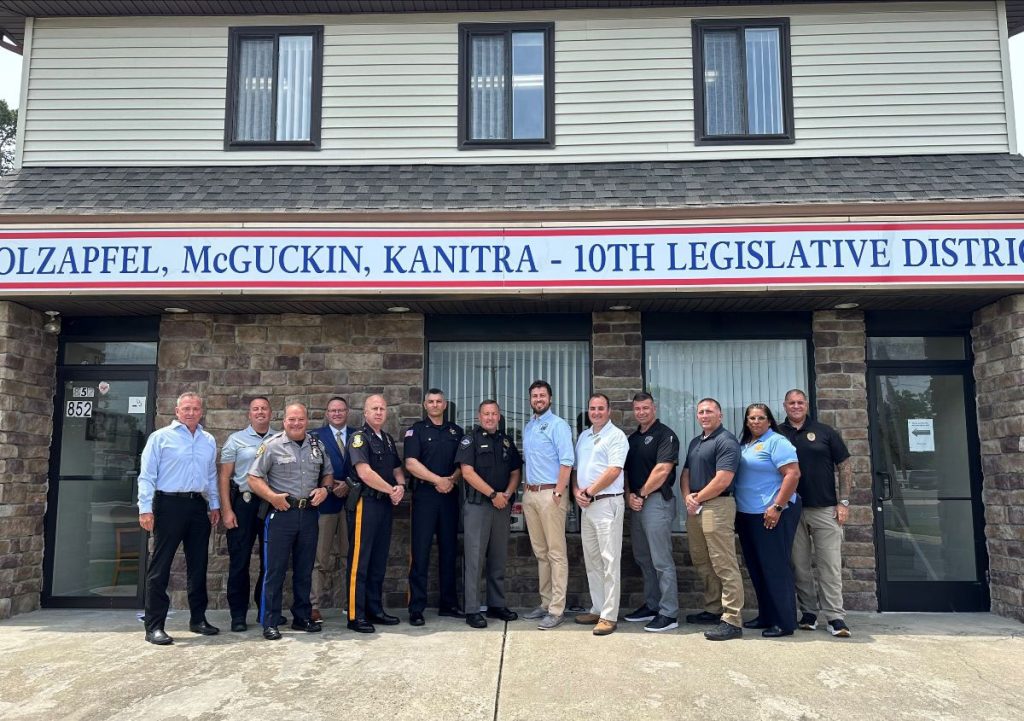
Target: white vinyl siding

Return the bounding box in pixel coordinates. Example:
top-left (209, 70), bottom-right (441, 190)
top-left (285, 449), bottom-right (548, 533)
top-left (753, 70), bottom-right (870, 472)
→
top-left (19, 2), bottom-right (1010, 166)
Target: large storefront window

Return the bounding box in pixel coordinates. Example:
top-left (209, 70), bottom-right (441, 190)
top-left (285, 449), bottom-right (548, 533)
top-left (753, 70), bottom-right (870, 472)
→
top-left (646, 338), bottom-right (809, 530)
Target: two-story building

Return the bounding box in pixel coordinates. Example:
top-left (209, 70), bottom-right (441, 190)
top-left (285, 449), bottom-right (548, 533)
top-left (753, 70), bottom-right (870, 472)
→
top-left (0, 0), bottom-right (1022, 622)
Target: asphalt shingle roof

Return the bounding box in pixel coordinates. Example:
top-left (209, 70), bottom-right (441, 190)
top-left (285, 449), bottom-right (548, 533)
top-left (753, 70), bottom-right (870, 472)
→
top-left (2, 154), bottom-right (1024, 216)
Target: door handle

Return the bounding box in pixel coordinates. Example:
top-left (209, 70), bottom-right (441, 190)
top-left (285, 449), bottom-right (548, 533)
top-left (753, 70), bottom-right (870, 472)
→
top-left (875, 471), bottom-right (893, 502)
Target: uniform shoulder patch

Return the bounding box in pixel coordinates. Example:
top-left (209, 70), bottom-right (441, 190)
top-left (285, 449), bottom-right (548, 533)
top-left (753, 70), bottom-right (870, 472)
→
top-left (351, 434), bottom-right (365, 449)
top-left (460, 437), bottom-right (472, 447)
top-left (405, 428), bottom-right (415, 438)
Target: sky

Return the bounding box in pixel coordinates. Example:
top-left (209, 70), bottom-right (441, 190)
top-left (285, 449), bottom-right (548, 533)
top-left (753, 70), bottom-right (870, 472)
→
top-left (2, 33), bottom-right (1024, 144)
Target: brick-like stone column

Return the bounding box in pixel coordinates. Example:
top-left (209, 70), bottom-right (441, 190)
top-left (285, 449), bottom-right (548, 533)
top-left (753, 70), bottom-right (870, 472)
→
top-left (158, 312), bottom-right (424, 611)
top-left (972, 295), bottom-right (1024, 622)
top-left (812, 310), bottom-right (876, 611)
top-left (0, 302), bottom-right (57, 619)
top-left (591, 311), bottom-right (643, 427)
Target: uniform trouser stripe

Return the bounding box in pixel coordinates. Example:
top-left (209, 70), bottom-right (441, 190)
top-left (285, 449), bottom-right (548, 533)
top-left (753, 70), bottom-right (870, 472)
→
top-left (405, 495), bottom-right (414, 607)
top-left (259, 513), bottom-right (271, 626)
top-left (348, 498), bottom-right (364, 621)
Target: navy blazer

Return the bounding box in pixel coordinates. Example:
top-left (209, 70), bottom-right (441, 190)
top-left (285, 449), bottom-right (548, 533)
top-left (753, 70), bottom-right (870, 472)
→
top-left (314, 424), bottom-right (358, 514)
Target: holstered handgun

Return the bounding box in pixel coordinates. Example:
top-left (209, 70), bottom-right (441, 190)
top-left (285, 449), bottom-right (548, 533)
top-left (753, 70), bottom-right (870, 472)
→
top-left (345, 471), bottom-right (363, 512)
top-left (466, 487), bottom-right (482, 505)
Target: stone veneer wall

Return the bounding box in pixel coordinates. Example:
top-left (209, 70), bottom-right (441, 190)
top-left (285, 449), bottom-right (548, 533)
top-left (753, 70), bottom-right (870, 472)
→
top-left (158, 312), bottom-right (425, 612)
top-left (0, 302), bottom-right (57, 619)
top-left (972, 295), bottom-right (1024, 622)
top-left (811, 310), bottom-right (876, 611)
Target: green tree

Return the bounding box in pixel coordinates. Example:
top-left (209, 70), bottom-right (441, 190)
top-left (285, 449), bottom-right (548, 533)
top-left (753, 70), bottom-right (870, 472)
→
top-left (0, 100), bottom-right (16, 175)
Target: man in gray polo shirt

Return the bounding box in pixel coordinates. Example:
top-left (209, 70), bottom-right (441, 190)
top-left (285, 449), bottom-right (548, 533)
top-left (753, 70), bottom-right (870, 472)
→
top-left (681, 397), bottom-right (744, 641)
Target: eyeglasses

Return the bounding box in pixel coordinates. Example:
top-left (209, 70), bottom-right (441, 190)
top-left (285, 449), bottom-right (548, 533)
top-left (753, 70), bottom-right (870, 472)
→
top-left (746, 415), bottom-right (768, 422)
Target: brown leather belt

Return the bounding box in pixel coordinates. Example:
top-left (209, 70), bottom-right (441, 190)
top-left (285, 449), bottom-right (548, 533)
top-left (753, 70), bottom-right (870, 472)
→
top-left (524, 483), bottom-right (557, 492)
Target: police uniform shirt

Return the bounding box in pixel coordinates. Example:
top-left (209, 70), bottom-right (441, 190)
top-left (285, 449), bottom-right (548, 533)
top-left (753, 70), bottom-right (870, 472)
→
top-left (403, 418), bottom-right (465, 479)
top-left (779, 418), bottom-right (851, 508)
top-left (455, 427), bottom-right (522, 492)
top-left (247, 431), bottom-right (333, 498)
top-left (624, 420), bottom-right (680, 494)
top-left (348, 423), bottom-right (402, 485)
top-left (221, 425), bottom-right (277, 493)
top-left (683, 425), bottom-right (741, 494)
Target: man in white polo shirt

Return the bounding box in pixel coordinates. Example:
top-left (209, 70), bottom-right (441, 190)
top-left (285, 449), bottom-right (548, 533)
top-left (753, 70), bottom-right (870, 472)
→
top-left (572, 393), bottom-right (629, 636)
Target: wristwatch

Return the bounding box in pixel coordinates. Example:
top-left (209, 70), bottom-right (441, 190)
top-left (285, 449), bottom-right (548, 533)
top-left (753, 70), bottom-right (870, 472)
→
top-left (772, 503), bottom-right (785, 513)
top-left (488, 490), bottom-right (498, 500)
top-left (838, 499), bottom-right (850, 507)
top-left (583, 490), bottom-right (594, 501)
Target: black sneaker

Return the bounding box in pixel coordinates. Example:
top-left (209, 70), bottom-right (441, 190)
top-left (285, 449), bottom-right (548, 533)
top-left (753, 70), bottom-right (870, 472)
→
top-left (643, 614), bottom-right (679, 633)
top-left (828, 619), bottom-right (851, 637)
top-left (798, 612), bottom-right (818, 631)
top-left (704, 621), bottom-right (742, 641)
top-left (685, 610), bottom-right (721, 625)
top-left (623, 604), bottom-right (657, 623)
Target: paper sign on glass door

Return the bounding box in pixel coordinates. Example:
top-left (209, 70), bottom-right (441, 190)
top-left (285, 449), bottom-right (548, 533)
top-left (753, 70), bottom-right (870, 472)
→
top-left (128, 397), bottom-right (147, 414)
top-left (908, 419), bottom-right (935, 452)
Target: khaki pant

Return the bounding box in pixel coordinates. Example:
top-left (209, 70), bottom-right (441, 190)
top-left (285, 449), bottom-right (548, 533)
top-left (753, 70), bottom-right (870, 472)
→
top-left (311, 510), bottom-right (349, 611)
top-left (686, 495), bottom-right (744, 627)
top-left (792, 505), bottom-right (846, 621)
top-left (522, 488), bottom-right (570, 616)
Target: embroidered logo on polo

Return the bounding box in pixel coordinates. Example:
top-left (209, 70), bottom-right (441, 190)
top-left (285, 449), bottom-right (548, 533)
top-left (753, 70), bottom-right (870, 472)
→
top-left (541, 423), bottom-right (548, 431)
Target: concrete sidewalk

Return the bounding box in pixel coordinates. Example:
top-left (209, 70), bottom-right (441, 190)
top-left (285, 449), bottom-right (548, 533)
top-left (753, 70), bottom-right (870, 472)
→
top-left (0, 609), bottom-right (1020, 721)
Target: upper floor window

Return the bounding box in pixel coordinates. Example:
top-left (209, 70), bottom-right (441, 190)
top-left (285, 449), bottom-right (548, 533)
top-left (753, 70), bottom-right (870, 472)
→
top-left (458, 23), bottom-right (554, 149)
top-left (692, 18), bottom-right (794, 144)
top-left (225, 26), bottom-right (324, 150)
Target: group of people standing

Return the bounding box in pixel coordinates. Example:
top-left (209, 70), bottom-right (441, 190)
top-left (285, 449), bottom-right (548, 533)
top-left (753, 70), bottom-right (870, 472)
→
top-left (136, 383), bottom-right (852, 646)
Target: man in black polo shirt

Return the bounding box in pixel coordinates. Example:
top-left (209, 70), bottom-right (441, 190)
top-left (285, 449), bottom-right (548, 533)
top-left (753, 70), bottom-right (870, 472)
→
top-left (780, 388), bottom-right (853, 638)
top-left (623, 392), bottom-right (681, 632)
top-left (681, 397), bottom-right (744, 641)
top-left (403, 388), bottom-right (465, 626)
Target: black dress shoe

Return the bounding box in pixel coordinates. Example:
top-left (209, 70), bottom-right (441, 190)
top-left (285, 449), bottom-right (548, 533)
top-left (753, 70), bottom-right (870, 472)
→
top-left (762, 625), bottom-right (794, 638)
top-left (263, 626), bottom-right (282, 640)
top-left (466, 613), bottom-right (488, 629)
top-left (743, 617), bottom-right (772, 630)
top-left (189, 620), bottom-right (220, 636)
top-left (347, 619), bottom-right (376, 633)
top-left (145, 628), bottom-right (173, 646)
top-left (685, 611), bottom-right (722, 625)
top-left (291, 618), bottom-right (322, 633)
top-left (230, 619), bottom-right (247, 633)
top-left (367, 612), bottom-right (401, 626)
top-left (438, 607), bottom-right (466, 619)
top-left (486, 607), bottom-right (518, 622)
top-left (409, 612), bottom-right (425, 627)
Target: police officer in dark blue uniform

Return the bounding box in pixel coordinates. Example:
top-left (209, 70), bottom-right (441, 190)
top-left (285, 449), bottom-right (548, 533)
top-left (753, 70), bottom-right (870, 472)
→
top-left (346, 394), bottom-right (407, 633)
top-left (404, 388), bottom-right (465, 626)
top-left (247, 402), bottom-right (333, 640)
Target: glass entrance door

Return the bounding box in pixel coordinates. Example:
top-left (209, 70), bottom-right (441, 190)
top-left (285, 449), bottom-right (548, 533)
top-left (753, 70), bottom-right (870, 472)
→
top-left (44, 371), bottom-right (154, 607)
top-left (868, 371), bottom-right (988, 611)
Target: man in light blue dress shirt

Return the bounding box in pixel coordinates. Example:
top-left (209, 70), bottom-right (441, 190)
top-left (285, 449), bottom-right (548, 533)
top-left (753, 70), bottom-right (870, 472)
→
top-left (137, 391), bottom-right (220, 646)
top-left (521, 380), bottom-right (575, 630)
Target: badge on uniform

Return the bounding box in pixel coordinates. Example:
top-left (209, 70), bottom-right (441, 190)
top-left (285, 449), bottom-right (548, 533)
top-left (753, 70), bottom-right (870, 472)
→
top-left (644, 436), bottom-right (654, 445)
top-left (242, 491), bottom-right (252, 503)
top-left (351, 434), bottom-right (365, 448)
top-left (460, 437), bottom-right (472, 447)
top-left (502, 438), bottom-right (510, 448)
top-left (311, 444), bottom-right (321, 460)
top-left (807, 432), bottom-right (817, 442)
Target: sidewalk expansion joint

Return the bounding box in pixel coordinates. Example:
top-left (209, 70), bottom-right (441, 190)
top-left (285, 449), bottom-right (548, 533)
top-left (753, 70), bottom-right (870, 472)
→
top-left (492, 621), bottom-right (509, 721)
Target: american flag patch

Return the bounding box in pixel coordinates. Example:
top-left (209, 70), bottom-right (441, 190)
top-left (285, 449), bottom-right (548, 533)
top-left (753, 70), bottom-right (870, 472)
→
top-left (405, 429), bottom-right (414, 437)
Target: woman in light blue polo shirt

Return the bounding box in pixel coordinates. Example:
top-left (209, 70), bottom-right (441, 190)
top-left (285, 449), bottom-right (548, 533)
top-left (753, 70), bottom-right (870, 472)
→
top-left (734, 402), bottom-right (802, 638)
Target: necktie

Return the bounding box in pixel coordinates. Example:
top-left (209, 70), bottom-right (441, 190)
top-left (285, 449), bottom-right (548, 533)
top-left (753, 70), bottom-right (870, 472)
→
top-left (336, 430), bottom-right (346, 457)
